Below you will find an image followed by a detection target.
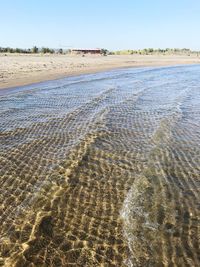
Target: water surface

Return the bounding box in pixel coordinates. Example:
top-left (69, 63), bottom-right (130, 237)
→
top-left (0, 66), bottom-right (200, 266)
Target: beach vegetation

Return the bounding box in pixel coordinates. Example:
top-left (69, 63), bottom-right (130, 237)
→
top-left (100, 49), bottom-right (108, 56)
top-left (0, 47), bottom-right (199, 56)
top-left (41, 47), bottom-right (55, 54)
top-left (113, 48), bottom-right (198, 56)
top-left (32, 46), bottom-right (39, 53)
top-left (58, 48), bottom-right (63, 54)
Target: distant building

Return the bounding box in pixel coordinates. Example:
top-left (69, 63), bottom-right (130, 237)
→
top-left (71, 48), bottom-right (101, 55)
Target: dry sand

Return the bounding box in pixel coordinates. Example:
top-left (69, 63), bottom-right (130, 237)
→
top-left (0, 53), bottom-right (200, 90)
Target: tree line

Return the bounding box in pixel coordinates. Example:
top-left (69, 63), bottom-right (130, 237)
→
top-left (112, 48), bottom-right (199, 55)
top-left (0, 46), bottom-right (64, 54)
top-left (0, 46), bottom-right (199, 55)
top-left (0, 47), bottom-right (108, 55)
top-left (0, 47), bottom-right (109, 55)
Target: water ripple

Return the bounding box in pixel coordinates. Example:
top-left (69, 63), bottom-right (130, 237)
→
top-left (0, 65), bottom-right (199, 266)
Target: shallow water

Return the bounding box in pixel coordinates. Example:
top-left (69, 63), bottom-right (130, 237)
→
top-left (0, 65), bottom-right (199, 266)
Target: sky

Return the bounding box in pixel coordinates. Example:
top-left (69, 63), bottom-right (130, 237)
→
top-left (1, 0), bottom-right (200, 50)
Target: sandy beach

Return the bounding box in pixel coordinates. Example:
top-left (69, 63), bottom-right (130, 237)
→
top-left (0, 53), bottom-right (200, 90)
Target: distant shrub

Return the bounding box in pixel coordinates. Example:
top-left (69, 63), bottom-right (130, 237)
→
top-left (100, 49), bottom-right (108, 56)
top-left (41, 47), bottom-right (55, 54)
top-left (58, 48), bottom-right (63, 54)
top-left (32, 46), bottom-right (39, 53)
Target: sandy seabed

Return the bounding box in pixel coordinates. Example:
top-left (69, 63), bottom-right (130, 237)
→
top-left (0, 65), bottom-right (200, 266)
top-left (0, 53), bottom-right (200, 90)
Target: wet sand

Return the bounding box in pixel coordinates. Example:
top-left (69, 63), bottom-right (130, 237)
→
top-left (0, 66), bottom-right (200, 266)
top-left (0, 54), bottom-right (200, 90)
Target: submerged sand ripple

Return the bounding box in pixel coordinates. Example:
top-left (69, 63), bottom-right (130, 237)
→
top-left (0, 66), bottom-right (200, 266)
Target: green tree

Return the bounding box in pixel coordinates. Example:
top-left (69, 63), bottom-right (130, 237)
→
top-left (15, 48), bottom-right (21, 53)
top-left (32, 46), bottom-right (39, 53)
top-left (41, 47), bottom-right (47, 53)
top-left (148, 48), bottom-right (154, 53)
top-left (100, 49), bottom-right (108, 56)
top-left (58, 48), bottom-right (63, 54)
top-left (41, 47), bottom-right (55, 54)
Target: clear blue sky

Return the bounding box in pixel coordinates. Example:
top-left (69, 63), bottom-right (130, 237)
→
top-left (1, 0), bottom-right (200, 50)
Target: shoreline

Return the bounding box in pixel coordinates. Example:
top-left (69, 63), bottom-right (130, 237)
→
top-left (0, 54), bottom-right (200, 91)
